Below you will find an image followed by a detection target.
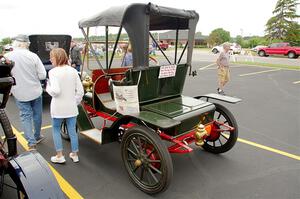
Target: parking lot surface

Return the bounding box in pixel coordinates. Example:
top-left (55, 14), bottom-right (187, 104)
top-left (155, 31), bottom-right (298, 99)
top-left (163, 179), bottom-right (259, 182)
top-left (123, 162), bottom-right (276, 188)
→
top-left (2, 51), bottom-right (300, 199)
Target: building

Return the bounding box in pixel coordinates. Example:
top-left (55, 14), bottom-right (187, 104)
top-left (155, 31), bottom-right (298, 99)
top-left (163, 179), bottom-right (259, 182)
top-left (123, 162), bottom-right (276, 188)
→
top-left (157, 30), bottom-right (207, 47)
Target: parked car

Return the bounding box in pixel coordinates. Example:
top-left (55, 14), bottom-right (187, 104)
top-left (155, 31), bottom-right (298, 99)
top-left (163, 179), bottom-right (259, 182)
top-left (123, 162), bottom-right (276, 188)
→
top-left (251, 45), bottom-right (267, 52)
top-left (4, 44), bottom-right (13, 52)
top-left (159, 42), bottom-right (169, 50)
top-left (71, 3), bottom-right (241, 195)
top-left (212, 42), bottom-right (241, 54)
top-left (257, 42), bottom-right (300, 58)
top-left (28, 35), bottom-right (72, 89)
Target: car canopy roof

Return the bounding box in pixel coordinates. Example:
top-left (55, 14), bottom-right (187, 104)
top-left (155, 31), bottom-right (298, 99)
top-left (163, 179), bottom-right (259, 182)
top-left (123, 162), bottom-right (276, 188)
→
top-left (29, 35), bottom-right (71, 64)
top-left (79, 3), bottom-right (198, 68)
top-left (78, 3), bottom-right (198, 30)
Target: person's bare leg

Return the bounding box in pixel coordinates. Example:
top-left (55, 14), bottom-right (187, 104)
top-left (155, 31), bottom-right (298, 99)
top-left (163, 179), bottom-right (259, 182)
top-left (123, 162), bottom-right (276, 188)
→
top-left (56, 151), bottom-right (63, 157)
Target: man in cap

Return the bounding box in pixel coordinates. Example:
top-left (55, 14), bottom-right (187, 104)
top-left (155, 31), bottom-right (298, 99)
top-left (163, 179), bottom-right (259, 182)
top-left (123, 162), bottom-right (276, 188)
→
top-left (4, 34), bottom-right (46, 150)
top-left (216, 42), bottom-right (231, 95)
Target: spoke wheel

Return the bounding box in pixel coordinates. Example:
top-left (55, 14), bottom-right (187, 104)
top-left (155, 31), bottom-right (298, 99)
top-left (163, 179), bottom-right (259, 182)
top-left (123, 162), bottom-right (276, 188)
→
top-left (60, 119), bottom-right (78, 140)
top-left (121, 126), bottom-right (173, 194)
top-left (202, 103), bottom-right (238, 154)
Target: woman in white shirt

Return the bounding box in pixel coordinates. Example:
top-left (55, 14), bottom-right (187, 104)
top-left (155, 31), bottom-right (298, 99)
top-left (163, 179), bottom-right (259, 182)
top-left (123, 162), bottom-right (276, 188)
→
top-left (46, 48), bottom-right (84, 163)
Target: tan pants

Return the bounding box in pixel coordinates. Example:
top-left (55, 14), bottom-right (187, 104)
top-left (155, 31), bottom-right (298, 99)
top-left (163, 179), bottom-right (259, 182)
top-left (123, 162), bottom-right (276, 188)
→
top-left (218, 67), bottom-right (230, 83)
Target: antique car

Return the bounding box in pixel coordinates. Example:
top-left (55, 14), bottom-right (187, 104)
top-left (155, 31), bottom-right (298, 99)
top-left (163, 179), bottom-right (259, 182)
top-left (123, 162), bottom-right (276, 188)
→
top-left (0, 56), bottom-right (65, 198)
top-left (28, 34), bottom-right (72, 90)
top-left (61, 3), bottom-right (241, 194)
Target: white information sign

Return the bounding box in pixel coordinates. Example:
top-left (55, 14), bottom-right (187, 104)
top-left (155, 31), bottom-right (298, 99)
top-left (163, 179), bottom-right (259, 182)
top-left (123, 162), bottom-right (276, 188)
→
top-left (158, 65), bottom-right (177, 79)
top-left (113, 85), bottom-right (140, 115)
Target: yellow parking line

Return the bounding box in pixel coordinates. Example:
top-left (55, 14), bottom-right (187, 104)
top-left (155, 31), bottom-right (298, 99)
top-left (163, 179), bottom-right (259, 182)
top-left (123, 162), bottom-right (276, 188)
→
top-left (293, 80), bottom-right (300, 84)
top-left (11, 126), bottom-right (84, 199)
top-left (222, 134), bottom-right (300, 161)
top-left (41, 125), bottom-right (52, 130)
top-left (237, 137), bottom-right (300, 161)
top-left (239, 68), bottom-right (281, 77)
top-left (17, 125), bottom-right (52, 135)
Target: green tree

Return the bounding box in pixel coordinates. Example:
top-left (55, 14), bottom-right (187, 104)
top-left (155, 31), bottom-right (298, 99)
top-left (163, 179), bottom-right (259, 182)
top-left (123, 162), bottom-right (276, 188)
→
top-left (207, 28), bottom-right (230, 47)
top-left (265, 0), bottom-right (299, 41)
top-left (285, 21), bottom-right (300, 46)
top-left (235, 35), bottom-right (244, 46)
top-left (1, 37), bottom-right (12, 45)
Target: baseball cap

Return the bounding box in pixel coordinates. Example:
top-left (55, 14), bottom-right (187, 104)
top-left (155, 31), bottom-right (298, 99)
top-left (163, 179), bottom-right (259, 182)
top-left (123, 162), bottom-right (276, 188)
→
top-left (12, 34), bottom-right (30, 42)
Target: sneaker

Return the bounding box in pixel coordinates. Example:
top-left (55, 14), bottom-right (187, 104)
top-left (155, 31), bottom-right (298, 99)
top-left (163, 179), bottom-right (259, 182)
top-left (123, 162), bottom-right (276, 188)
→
top-left (69, 153), bottom-right (79, 163)
top-left (217, 88), bottom-right (225, 95)
top-left (28, 145), bottom-right (37, 151)
top-left (36, 135), bottom-right (45, 144)
top-left (51, 155), bottom-right (66, 164)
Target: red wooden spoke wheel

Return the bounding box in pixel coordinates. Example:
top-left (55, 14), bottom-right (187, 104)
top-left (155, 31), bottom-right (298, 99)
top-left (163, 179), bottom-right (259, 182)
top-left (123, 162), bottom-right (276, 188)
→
top-left (202, 103), bottom-right (238, 154)
top-left (121, 126), bottom-right (173, 194)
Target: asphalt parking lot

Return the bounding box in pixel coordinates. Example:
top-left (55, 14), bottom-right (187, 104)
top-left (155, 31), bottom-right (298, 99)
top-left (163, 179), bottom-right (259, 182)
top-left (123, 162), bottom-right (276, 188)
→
top-left (1, 54), bottom-right (300, 199)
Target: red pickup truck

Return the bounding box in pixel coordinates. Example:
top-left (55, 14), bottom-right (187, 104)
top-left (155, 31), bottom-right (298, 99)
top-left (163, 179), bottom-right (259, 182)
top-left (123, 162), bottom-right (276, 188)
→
top-left (258, 42), bottom-right (300, 59)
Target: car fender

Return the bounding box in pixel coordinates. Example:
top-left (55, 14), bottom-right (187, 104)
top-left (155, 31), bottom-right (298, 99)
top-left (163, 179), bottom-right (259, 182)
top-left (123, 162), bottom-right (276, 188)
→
top-left (194, 93), bottom-right (242, 104)
top-left (8, 151), bottom-right (65, 199)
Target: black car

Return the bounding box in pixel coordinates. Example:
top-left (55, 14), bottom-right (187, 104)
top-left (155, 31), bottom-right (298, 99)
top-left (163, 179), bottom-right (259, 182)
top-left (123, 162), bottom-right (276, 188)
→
top-left (29, 34), bottom-right (72, 89)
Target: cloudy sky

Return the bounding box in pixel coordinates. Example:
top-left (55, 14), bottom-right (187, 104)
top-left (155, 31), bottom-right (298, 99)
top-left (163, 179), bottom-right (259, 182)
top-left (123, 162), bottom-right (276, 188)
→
top-left (0, 0), bottom-right (298, 39)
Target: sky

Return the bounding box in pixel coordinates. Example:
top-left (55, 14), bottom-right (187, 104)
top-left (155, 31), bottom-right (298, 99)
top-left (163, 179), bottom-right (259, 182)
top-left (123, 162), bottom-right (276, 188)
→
top-left (0, 0), bottom-right (298, 40)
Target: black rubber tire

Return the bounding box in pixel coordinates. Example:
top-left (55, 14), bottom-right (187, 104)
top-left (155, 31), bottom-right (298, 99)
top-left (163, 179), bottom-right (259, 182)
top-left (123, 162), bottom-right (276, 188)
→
top-left (60, 119), bottom-right (78, 140)
top-left (0, 109), bottom-right (16, 156)
top-left (212, 48), bottom-right (218, 54)
top-left (121, 126), bottom-right (173, 194)
top-left (258, 50), bottom-right (266, 57)
top-left (0, 170), bottom-right (3, 197)
top-left (288, 52), bottom-right (296, 59)
top-left (202, 103), bottom-right (238, 154)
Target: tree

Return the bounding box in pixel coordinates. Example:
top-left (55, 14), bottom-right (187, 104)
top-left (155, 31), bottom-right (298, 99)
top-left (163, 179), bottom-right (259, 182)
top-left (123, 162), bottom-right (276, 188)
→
top-left (1, 37), bottom-right (12, 45)
top-left (285, 21), bottom-right (300, 46)
top-left (207, 28), bottom-right (230, 47)
top-left (265, 0), bottom-right (299, 41)
top-left (235, 35), bottom-right (244, 46)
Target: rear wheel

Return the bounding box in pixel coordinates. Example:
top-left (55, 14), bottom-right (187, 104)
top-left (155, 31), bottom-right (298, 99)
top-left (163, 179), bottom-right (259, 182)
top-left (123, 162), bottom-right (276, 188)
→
top-left (288, 51), bottom-right (296, 59)
top-left (258, 50), bottom-right (266, 57)
top-left (121, 126), bottom-right (173, 194)
top-left (202, 103), bottom-right (238, 154)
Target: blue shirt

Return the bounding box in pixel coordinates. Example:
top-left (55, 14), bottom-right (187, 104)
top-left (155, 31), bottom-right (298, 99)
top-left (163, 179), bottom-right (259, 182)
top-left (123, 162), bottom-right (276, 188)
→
top-left (121, 52), bottom-right (133, 67)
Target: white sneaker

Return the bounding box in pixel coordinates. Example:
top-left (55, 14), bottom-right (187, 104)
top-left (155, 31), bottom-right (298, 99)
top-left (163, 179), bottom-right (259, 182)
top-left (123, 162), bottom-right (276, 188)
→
top-left (51, 155), bottom-right (66, 164)
top-left (69, 153), bottom-right (79, 163)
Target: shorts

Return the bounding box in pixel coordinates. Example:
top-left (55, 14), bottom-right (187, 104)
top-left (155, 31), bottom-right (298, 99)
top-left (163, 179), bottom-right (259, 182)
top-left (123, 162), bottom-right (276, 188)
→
top-left (218, 67), bottom-right (230, 82)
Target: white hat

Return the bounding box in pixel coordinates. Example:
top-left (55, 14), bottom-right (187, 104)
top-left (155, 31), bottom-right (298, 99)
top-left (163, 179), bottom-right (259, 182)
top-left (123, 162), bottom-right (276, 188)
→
top-left (12, 34), bottom-right (30, 43)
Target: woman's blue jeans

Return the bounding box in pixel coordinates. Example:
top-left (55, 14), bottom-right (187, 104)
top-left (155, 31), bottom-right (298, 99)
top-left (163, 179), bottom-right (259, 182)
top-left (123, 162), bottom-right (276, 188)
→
top-left (52, 117), bottom-right (78, 152)
top-left (15, 96), bottom-right (42, 147)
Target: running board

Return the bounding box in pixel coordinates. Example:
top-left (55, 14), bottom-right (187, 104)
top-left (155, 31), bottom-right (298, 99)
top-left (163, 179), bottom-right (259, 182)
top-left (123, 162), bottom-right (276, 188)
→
top-left (80, 128), bottom-right (102, 144)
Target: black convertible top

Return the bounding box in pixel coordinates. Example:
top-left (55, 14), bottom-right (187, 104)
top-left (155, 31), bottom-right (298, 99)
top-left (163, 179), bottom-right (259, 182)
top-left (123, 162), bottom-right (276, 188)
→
top-left (79, 3), bottom-right (198, 68)
top-left (29, 35), bottom-right (71, 64)
top-left (78, 3), bottom-right (198, 30)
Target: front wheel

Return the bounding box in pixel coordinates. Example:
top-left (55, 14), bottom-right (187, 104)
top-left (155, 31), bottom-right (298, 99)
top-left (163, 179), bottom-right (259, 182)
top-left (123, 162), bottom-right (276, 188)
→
top-left (121, 126), bottom-right (173, 194)
top-left (202, 103), bottom-right (238, 154)
top-left (258, 50), bottom-right (266, 57)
